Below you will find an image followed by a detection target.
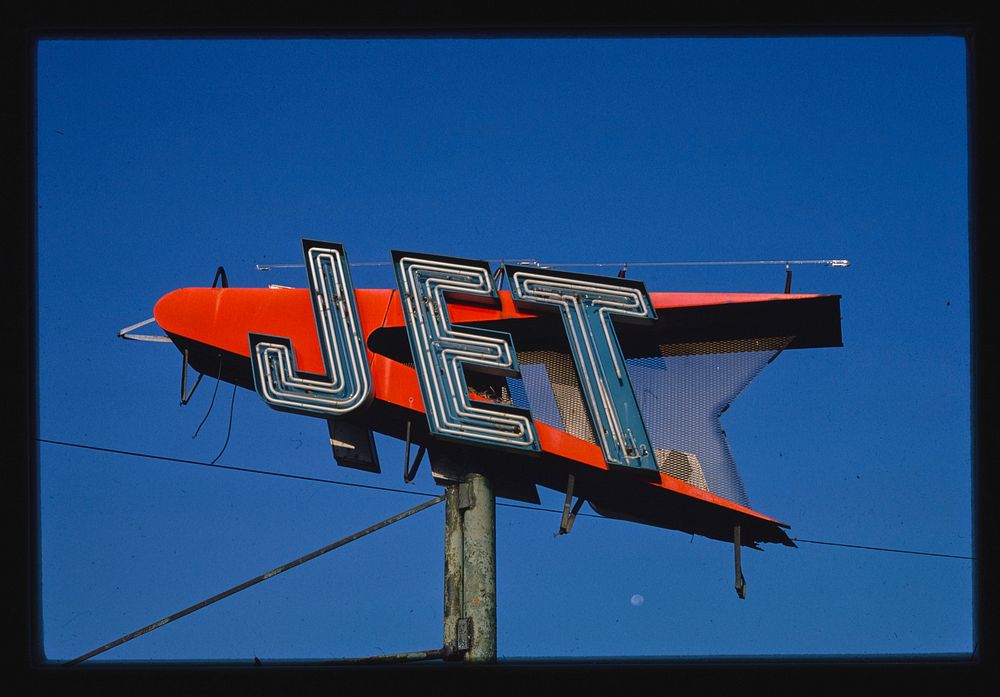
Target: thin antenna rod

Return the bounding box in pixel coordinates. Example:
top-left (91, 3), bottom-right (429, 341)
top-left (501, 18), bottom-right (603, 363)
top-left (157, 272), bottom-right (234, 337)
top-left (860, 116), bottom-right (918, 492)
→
top-left (257, 258), bottom-right (850, 271)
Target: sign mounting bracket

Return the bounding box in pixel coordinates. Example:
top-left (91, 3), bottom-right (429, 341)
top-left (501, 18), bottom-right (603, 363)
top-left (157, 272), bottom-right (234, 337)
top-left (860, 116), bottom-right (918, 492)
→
top-left (734, 525), bottom-right (747, 599)
top-left (556, 474), bottom-right (587, 535)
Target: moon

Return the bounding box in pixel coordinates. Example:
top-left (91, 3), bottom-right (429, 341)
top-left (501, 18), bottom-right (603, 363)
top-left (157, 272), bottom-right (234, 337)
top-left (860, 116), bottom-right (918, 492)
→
top-left (630, 593), bottom-right (645, 607)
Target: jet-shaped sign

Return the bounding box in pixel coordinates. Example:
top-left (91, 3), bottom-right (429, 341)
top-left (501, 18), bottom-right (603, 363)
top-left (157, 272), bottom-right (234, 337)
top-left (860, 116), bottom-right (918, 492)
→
top-left (153, 240), bottom-right (843, 550)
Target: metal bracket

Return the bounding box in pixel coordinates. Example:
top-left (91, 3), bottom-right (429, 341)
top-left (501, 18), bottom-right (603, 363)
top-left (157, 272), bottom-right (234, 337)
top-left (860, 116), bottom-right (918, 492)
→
top-left (734, 525), bottom-right (747, 599)
top-left (177, 265), bottom-right (229, 405)
top-left (556, 474), bottom-right (586, 535)
top-left (212, 265), bottom-right (229, 288)
top-left (329, 420), bottom-right (381, 473)
top-left (457, 480), bottom-right (475, 512)
top-left (117, 316), bottom-right (172, 343)
top-left (402, 421), bottom-right (426, 483)
top-left (180, 348), bottom-right (205, 405)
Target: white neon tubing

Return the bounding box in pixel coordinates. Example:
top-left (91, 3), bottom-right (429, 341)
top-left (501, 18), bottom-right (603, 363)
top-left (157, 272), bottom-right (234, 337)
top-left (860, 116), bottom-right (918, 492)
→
top-left (396, 255), bottom-right (537, 449)
top-left (251, 245), bottom-right (372, 416)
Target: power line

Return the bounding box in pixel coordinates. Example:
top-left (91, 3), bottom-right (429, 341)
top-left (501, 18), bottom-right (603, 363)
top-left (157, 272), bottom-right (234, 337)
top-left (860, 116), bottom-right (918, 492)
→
top-left (792, 537), bottom-right (974, 560)
top-left (36, 437), bottom-right (974, 561)
top-left (35, 438), bottom-right (441, 499)
top-left (64, 494), bottom-right (445, 666)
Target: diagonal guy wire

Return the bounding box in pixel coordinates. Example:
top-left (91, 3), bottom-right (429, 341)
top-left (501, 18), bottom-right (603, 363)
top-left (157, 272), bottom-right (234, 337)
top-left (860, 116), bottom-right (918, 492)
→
top-left (65, 494), bottom-right (445, 666)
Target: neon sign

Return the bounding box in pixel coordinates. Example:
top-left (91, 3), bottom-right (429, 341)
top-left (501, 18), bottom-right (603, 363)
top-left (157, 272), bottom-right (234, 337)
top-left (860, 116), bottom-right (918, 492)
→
top-left (249, 242), bottom-right (668, 474)
top-left (153, 237), bottom-right (843, 547)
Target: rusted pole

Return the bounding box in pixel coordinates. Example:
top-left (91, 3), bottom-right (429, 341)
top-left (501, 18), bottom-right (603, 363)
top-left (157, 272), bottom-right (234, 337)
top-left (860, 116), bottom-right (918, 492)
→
top-left (443, 482), bottom-right (464, 655)
top-left (442, 472), bottom-right (497, 663)
top-left (461, 472), bottom-right (496, 662)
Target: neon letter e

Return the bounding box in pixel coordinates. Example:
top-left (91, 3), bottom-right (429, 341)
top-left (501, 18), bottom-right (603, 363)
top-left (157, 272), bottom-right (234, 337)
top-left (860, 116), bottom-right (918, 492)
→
top-left (393, 250), bottom-right (538, 452)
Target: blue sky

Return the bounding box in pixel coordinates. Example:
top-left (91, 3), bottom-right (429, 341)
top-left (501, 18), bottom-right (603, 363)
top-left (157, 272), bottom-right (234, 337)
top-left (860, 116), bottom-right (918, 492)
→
top-left (34, 36), bottom-right (972, 662)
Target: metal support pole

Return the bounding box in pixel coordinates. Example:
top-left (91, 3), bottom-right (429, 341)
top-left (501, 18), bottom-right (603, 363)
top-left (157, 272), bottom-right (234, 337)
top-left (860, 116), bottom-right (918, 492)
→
top-left (443, 482), bottom-right (464, 656)
top-left (443, 471), bottom-right (497, 663)
top-left (462, 472), bottom-right (496, 662)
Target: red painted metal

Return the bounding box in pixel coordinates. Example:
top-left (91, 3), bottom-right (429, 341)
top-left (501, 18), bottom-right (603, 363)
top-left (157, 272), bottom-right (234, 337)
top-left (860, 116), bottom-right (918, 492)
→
top-left (154, 285), bottom-right (836, 543)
